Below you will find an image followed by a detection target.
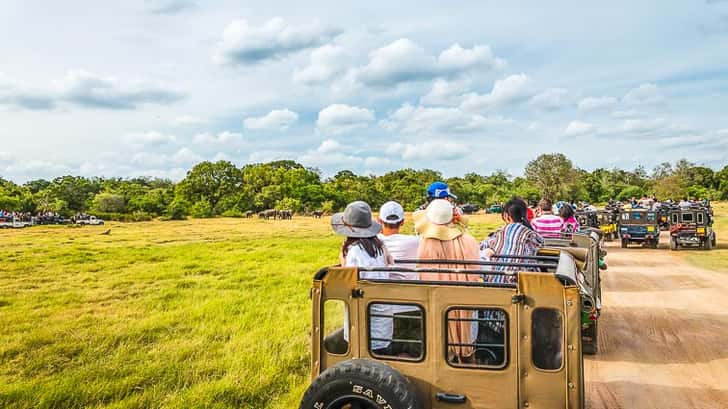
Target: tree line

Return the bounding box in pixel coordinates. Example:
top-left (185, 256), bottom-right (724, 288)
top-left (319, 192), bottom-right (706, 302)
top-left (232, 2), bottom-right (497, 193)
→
top-left (1, 154), bottom-right (727, 220)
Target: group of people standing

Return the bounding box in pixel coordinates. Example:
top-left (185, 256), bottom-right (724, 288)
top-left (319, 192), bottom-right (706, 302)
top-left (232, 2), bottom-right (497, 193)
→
top-left (328, 182), bottom-right (584, 362)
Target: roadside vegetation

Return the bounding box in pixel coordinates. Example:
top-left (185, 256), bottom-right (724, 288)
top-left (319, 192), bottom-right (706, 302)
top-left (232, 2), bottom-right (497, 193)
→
top-left (2, 155), bottom-right (727, 220)
top-left (683, 201), bottom-right (728, 272)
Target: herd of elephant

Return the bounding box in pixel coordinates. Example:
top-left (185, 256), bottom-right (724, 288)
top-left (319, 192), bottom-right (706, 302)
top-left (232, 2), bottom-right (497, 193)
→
top-left (245, 209), bottom-right (323, 219)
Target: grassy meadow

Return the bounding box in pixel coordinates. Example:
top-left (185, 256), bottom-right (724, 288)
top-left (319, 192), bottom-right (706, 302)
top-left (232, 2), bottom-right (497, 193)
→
top-left (1, 206), bottom-right (725, 409)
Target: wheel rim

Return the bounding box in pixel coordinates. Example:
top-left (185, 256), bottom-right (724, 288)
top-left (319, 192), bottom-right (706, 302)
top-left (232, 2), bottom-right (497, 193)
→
top-left (327, 395), bottom-right (379, 409)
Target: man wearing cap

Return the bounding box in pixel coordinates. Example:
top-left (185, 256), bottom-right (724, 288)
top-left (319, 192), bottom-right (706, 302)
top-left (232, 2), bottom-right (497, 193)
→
top-left (418, 181), bottom-right (458, 211)
top-left (377, 201), bottom-right (420, 275)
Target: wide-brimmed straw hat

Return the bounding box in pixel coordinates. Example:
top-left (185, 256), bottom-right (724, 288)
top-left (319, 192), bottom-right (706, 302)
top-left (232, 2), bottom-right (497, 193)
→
top-left (331, 201), bottom-right (382, 238)
top-left (413, 199), bottom-right (463, 241)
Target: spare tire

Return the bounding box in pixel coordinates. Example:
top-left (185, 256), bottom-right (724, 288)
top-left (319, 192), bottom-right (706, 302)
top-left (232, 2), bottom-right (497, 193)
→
top-left (299, 359), bottom-right (422, 409)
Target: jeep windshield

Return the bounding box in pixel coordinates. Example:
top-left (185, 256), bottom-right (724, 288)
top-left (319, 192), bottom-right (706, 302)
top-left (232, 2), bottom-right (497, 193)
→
top-left (621, 212), bottom-right (655, 224)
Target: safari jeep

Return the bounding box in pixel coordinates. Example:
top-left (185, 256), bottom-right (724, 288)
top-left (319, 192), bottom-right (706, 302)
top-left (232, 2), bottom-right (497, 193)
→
top-left (301, 253), bottom-right (586, 409)
top-left (618, 209), bottom-right (660, 249)
top-left (669, 207), bottom-right (717, 251)
top-left (542, 231), bottom-right (604, 355)
top-left (597, 210), bottom-right (618, 241)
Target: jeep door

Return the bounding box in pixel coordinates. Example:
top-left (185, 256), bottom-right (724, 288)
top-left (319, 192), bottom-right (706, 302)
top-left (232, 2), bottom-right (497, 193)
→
top-left (516, 272), bottom-right (583, 409)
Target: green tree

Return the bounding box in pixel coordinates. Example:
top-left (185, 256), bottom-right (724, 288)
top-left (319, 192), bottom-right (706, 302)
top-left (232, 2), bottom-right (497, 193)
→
top-left (177, 161), bottom-right (242, 213)
top-left (524, 153), bottom-right (579, 200)
top-left (92, 193), bottom-right (126, 213)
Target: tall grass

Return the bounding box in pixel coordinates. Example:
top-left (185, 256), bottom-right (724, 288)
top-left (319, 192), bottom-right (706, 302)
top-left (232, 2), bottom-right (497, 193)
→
top-left (0, 214), bottom-right (501, 408)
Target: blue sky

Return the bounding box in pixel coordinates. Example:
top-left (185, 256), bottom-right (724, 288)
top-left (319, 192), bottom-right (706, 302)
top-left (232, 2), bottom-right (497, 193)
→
top-left (1, 0), bottom-right (727, 182)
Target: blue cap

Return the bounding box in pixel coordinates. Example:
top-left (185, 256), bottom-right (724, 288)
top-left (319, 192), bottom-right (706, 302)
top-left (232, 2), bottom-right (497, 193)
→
top-left (426, 181), bottom-right (457, 199)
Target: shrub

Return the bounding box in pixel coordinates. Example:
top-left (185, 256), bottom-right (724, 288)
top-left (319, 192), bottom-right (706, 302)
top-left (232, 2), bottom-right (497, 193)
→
top-left (190, 201), bottom-right (214, 218)
top-left (166, 198), bottom-right (190, 220)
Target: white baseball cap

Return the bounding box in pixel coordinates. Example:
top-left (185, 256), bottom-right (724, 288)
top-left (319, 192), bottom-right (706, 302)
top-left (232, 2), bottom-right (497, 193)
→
top-left (379, 201), bottom-right (405, 224)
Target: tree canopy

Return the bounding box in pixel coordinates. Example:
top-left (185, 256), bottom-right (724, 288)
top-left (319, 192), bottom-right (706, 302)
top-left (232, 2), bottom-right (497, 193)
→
top-left (1, 156), bottom-right (725, 220)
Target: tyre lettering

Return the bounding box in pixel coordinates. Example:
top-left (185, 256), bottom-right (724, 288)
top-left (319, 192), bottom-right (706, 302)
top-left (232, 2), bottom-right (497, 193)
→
top-left (363, 389), bottom-right (374, 398)
top-left (352, 385), bottom-right (363, 393)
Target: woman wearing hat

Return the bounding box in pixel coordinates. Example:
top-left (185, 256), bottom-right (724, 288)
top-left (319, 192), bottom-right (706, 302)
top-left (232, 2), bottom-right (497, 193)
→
top-left (331, 201), bottom-right (395, 356)
top-left (413, 199), bottom-right (481, 363)
top-left (331, 201), bottom-right (393, 269)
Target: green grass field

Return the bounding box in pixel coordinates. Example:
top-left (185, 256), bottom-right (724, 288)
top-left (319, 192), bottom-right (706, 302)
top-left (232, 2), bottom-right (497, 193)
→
top-left (0, 207), bottom-right (724, 409)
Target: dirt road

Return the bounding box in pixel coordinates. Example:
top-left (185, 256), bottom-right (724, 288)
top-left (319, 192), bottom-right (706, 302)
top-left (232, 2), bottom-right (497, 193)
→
top-left (586, 232), bottom-right (728, 409)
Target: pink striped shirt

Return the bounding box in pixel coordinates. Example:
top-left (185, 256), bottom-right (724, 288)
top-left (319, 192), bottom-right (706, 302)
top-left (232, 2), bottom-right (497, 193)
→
top-left (531, 214), bottom-right (563, 238)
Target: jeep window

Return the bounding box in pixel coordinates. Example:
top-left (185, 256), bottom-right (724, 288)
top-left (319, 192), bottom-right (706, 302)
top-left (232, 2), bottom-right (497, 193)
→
top-left (368, 303), bottom-right (424, 361)
top-left (681, 213), bottom-right (694, 223)
top-left (631, 212), bottom-right (642, 221)
top-left (647, 213), bottom-right (656, 222)
top-left (446, 308), bottom-right (507, 369)
top-left (532, 308), bottom-right (563, 370)
top-left (323, 299), bottom-right (349, 355)
top-left (621, 213), bottom-right (629, 221)
top-left (697, 213), bottom-right (704, 224)
top-left (671, 213), bottom-right (679, 223)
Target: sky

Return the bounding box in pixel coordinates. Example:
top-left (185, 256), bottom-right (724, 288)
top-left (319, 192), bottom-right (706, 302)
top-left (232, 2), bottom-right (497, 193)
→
top-left (1, 0), bottom-right (728, 183)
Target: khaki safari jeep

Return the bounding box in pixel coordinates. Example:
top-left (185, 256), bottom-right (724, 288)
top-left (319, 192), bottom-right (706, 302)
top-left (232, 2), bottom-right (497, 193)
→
top-left (300, 252), bottom-right (587, 409)
top-left (541, 231), bottom-right (605, 355)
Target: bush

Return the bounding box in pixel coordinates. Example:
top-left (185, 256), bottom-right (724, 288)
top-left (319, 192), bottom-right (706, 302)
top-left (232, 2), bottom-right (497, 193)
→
top-left (92, 211), bottom-right (153, 222)
top-left (166, 198), bottom-right (190, 220)
top-left (221, 209), bottom-right (245, 218)
top-left (92, 193), bottom-right (126, 213)
top-left (190, 201), bottom-right (214, 218)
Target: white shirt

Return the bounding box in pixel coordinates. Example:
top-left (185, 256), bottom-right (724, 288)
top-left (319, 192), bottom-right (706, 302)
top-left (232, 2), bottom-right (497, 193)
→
top-left (344, 244), bottom-right (392, 350)
top-left (378, 233), bottom-right (420, 314)
top-left (378, 233), bottom-right (420, 279)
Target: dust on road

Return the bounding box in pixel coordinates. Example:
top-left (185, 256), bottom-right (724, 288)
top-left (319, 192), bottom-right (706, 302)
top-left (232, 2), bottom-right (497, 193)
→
top-left (586, 232), bottom-right (728, 409)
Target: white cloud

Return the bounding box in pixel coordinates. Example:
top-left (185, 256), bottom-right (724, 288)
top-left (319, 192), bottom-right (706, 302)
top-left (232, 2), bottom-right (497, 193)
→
top-left (564, 121), bottom-right (595, 137)
top-left (293, 44), bottom-right (349, 85)
top-left (620, 118), bottom-right (667, 134)
top-left (214, 18), bottom-right (340, 65)
top-left (382, 103), bottom-right (512, 135)
top-left (529, 88), bottom-right (569, 110)
top-left (144, 0), bottom-right (195, 14)
top-left (316, 104), bottom-right (375, 134)
top-left (172, 115), bottom-right (208, 126)
top-left (192, 131), bottom-right (242, 144)
top-left (611, 110), bottom-right (642, 119)
top-left (355, 39), bottom-right (505, 86)
top-left (460, 74), bottom-right (534, 111)
top-left (1, 70), bottom-right (183, 111)
top-left (0, 73), bottom-right (56, 110)
top-left (316, 139), bottom-right (342, 154)
top-left (123, 131), bottom-right (176, 146)
top-left (57, 70), bottom-right (183, 109)
top-left (420, 79), bottom-right (470, 106)
top-left (437, 44), bottom-right (506, 72)
top-left (578, 96), bottom-right (617, 112)
top-left (623, 83), bottom-right (663, 105)
top-left (390, 141), bottom-right (468, 161)
top-left (243, 109), bottom-right (299, 131)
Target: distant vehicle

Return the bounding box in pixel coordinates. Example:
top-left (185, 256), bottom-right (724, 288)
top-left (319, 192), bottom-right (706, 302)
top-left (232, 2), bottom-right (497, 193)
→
top-left (669, 207), bottom-right (716, 251)
top-left (597, 210), bottom-right (618, 241)
top-left (618, 209), bottom-right (660, 248)
top-left (486, 203), bottom-right (503, 214)
top-left (460, 203), bottom-right (480, 214)
top-left (76, 215), bottom-right (104, 225)
top-left (0, 216), bottom-right (30, 229)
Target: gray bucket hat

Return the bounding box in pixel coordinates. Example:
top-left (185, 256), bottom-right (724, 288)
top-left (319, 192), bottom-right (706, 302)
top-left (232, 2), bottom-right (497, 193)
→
top-left (331, 201), bottom-right (382, 238)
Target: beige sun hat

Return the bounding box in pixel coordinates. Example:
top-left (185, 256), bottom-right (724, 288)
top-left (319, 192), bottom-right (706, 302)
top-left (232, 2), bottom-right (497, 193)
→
top-left (413, 199), bottom-right (463, 241)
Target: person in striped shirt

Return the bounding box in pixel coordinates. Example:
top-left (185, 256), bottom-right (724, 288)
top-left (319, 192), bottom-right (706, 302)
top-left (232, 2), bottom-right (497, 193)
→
top-left (531, 198), bottom-right (563, 238)
top-left (480, 198), bottom-right (545, 284)
top-left (478, 198), bottom-right (544, 347)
